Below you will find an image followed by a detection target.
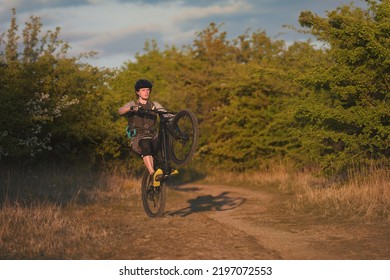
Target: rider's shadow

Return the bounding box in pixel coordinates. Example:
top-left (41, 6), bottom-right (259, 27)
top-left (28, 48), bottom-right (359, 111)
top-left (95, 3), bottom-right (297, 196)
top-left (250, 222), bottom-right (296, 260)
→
top-left (167, 190), bottom-right (246, 217)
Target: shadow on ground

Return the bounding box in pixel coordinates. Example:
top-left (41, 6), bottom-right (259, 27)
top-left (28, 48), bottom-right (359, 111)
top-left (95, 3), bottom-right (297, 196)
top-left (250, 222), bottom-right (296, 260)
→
top-left (167, 185), bottom-right (246, 217)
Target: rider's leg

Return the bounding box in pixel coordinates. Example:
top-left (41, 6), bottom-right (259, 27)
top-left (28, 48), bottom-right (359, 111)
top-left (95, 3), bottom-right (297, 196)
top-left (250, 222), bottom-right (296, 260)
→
top-left (142, 154), bottom-right (162, 187)
top-left (139, 139), bottom-right (155, 174)
top-left (139, 138), bottom-right (163, 186)
top-left (142, 155), bottom-right (155, 175)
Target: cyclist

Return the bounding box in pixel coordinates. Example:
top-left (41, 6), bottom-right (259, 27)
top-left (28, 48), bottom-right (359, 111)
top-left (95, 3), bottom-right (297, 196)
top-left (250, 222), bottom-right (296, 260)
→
top-left (118, 79), bottom-right (176, 186)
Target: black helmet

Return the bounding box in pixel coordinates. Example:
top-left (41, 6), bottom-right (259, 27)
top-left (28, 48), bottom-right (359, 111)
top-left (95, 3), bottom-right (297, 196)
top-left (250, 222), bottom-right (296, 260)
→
top-left (134, 79), bottom-right (153, 92)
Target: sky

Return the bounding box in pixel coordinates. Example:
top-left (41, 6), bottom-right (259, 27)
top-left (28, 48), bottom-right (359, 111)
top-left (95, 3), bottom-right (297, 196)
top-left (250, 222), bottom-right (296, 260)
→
top-left (0, 0), bottom-right (367, 69)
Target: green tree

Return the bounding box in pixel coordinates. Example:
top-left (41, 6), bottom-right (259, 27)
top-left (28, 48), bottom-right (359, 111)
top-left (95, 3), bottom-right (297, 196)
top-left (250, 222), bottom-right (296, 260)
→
top-left (295, 0), bottom-right (389, 174)
top-left (112, 23), bottom-right (310, 171)
top-left (0, 10), bottom-right (114, 166)
top-left (112, 2), bottom-right (389, 174)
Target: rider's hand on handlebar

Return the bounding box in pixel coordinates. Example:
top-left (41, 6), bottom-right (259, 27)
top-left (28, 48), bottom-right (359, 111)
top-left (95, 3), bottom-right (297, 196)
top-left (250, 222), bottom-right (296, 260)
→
top-left (130, 105), bottom-right (141, 111)
top-left (130, 105), bottom-right (147, 113)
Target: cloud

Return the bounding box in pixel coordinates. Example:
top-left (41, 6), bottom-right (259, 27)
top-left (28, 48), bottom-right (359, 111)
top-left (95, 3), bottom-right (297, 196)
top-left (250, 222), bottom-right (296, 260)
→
top-left (173, 1), bottom-right (251, 22)
top-left (34, 1), bottom-right (250, 66)
top-left (0, 0), bottom-right (368, 68)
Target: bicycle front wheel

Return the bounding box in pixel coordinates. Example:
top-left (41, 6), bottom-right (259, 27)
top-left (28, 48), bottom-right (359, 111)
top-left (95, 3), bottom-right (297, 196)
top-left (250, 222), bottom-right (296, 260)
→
top-left (141, 168), bottom-right (166, 218)
top-left (168, 109), bottom-right (199, 166)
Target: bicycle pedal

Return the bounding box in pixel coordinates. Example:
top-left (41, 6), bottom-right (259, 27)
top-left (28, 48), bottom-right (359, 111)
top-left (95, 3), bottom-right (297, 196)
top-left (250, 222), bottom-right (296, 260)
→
top-left (170, 169), bottom-right (179, 176)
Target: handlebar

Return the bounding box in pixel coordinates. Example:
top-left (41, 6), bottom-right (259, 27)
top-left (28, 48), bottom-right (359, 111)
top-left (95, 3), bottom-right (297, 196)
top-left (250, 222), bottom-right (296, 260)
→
top-left (130, 106), bottom-right (176, 119)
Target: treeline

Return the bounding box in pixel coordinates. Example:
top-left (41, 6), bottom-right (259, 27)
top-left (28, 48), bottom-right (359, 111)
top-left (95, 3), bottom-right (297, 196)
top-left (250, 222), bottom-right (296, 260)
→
top-left (0, 1), bottom-right (389, 176)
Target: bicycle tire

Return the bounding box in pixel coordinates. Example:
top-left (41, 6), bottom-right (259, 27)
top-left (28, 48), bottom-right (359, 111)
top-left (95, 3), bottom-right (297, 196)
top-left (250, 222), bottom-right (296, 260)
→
top-left (141, 168), bottom-right (166, 218)
top-left (168, 109), bottom-right (199, 166)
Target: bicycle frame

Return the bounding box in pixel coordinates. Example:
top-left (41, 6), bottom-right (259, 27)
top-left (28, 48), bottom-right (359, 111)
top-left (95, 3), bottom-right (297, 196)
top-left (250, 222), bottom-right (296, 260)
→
top-left (141, 108), bottom-right (176, 179)
top-left (154, 113), bottom-right (172, 177)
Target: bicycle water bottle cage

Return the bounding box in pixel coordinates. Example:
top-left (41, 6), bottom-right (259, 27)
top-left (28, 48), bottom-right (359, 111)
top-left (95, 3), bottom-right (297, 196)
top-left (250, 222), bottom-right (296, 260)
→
top-left (126, 127), bottom-right (137, 139)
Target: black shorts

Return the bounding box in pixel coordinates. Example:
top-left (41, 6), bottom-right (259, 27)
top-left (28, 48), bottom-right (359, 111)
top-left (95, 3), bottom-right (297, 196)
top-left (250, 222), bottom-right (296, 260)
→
top-left (131, 134), bottom-right (158, 157)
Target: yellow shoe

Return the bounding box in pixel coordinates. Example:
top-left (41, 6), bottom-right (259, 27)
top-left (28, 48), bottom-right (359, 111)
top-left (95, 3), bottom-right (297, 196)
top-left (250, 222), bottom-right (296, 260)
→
top-left (153, 168), bottom-right (163, 187)
top-left (170, 169), bottom-right (179, 176)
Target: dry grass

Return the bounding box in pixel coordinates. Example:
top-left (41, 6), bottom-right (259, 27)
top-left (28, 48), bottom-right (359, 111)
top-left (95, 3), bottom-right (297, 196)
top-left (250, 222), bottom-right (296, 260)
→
top-left (0, 167), bottom-right (139, 259)
top-left (204, 163), bottom-right (314, 193)
top-left (204, 164), bottom-right (390, 223)
top-left (1, 163), bottom-right (388, 259)
top-left (1, 203), bottom-right (95, 259)
top-left (292, 167), bottom-right (390, 222)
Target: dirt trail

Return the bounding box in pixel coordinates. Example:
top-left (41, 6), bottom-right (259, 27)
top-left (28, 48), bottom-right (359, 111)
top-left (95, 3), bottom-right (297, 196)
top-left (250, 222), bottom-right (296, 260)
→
top-left (106, 183), bottom-right (390, 260)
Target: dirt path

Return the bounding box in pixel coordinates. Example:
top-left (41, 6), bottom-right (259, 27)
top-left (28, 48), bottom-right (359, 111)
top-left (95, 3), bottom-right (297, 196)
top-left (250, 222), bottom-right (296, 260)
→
top-left (103, 183), bottom-right (390, 260)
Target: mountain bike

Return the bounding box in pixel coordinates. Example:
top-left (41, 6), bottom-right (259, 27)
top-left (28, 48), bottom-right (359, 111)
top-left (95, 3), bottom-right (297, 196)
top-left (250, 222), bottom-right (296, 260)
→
top-left (138, 108), bottom-right (199, 218)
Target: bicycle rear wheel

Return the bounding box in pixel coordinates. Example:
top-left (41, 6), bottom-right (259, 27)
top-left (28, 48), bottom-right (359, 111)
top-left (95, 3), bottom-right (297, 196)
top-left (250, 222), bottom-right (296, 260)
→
top-left (168, 109), bottom-right (199, 165)
top-left (141, 168), bottom-right (166, 218)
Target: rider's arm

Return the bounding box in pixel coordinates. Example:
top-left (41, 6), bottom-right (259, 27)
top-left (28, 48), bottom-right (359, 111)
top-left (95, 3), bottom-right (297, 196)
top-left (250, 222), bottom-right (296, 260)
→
top-left (118, 101), bottom-right (136, 115)
top-left (153, 102), bottom-right (175, 119)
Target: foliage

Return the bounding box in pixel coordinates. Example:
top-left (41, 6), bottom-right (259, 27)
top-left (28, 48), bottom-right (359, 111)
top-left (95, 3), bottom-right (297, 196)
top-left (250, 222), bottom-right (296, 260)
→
top-left (295, 0), bottom-right (389, 174)
top-left (0, 9), bottom-right (115, 165)
top-left (1, 2), bottom-right (388, 177)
